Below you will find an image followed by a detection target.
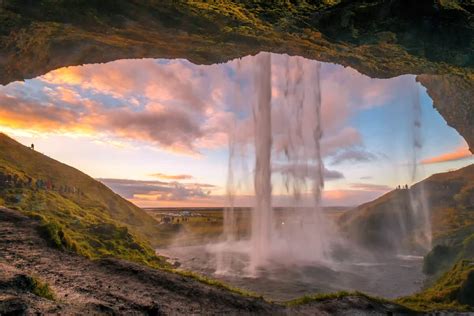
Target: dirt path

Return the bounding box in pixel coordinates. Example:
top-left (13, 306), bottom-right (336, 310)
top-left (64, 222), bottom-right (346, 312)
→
top-left (0, 207), bottom-right (415, 315)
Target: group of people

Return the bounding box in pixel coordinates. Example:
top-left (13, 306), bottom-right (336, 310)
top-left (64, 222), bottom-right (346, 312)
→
top-left (0, 173), bottom-right (32, 189)
top-left (0, 171), bottom-right (83, 197)
top-left (396, 184), bottom-right (409, 190)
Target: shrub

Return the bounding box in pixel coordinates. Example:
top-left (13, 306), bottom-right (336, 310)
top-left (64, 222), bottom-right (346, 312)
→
top-left (38, 220), bottom-right (73, 250)
top-left (13, 274), bottom-right (55, 300)
top-left (29, 276), bottom-right (55, 300)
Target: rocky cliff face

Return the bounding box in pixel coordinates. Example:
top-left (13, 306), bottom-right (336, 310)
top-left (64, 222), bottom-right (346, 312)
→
top-left (417, 74), bottom-right (474, 152)
top-left (0, 0), bottom-right (472, 148)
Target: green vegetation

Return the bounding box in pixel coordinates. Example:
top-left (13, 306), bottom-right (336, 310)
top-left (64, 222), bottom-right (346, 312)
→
top-left (0, 133), bottom-right (170, 269)
top-left (340, 164), bottom-right (474, 254)
top-left (0, 133), bottom-right (266, 299)
top-left (398, 260), bottom-right (474, 312)
top-left (338, 164), bottom-right (474, 312)
top-left (286, 264), bottom-right (474, 312)
top-left (0, 133), bottom-right (473, 312)
top-left (148, 209), bottom-right (251, 246)
top-left (13, 275), bottom-right (56, 300)
top-left (29, 276), bottom-right (55, 300)
top-left (0, 0), bottom-right (472, 86)
top-left (0, 1), bottom-right (472, 309)
top-left (1, 0), bottom-right (472, 154)
top-left (420, 166), bottom-right (474, 284)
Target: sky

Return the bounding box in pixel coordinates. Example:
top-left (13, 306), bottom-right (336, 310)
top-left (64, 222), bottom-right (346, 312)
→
top-left (0, 53), bottom-right (472, 208)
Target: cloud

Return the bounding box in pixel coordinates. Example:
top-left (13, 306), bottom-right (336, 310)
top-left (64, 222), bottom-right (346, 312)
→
top-left (273, 163), bottom-right (344, 181)
top-left (99, 177), bottom-right (388, 208)
top-left (150, 172), bottom-right (194, 180)
top-left (98, 178), bottom-right (216, 201)
top-left (322, 189), bottom-right (385, 207)
top-left (330, 148), bottom-right (378, 165)
top-left (0, 59), bottom-right (236, 154)
top-left (421, 146), bottom-right (472, 164)
top-left (0, 94), bottom-right (79, 131)
top-left (349, 183), bottom-right (392, 191)
top-left (1, 53), bottom-right (413, 158)
top-left (103, 107), bottom-right (205, 153)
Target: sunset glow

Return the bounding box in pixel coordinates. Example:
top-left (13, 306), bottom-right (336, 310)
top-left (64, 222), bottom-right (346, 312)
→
top-left (1, 55), bottom-right (472, 207)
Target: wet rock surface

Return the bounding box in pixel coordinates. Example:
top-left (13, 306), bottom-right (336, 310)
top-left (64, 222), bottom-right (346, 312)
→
top-left (0, 206), bottom-right (417, 315)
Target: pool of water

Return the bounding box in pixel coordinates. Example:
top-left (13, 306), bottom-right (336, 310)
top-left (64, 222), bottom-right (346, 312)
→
top-left (158, 243), bottom-right (425, 301)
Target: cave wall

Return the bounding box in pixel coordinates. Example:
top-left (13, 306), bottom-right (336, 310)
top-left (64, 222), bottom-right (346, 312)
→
top-left (0, 0), bottom-right (472, 149)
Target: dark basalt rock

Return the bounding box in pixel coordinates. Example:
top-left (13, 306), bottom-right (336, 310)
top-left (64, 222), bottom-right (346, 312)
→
top-left (0, 297), bottom-right (28, 316)
top-left (458, 269), bottom-right (474, 306)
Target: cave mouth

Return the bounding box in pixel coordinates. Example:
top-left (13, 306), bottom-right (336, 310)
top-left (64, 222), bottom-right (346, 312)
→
top-left (1, 53), bottom-right (472, 300)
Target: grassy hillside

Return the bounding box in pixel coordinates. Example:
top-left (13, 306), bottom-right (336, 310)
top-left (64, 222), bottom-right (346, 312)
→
top-left (339, 163), bottom-right (474, 310)
top-left (398, 259), bottom-right (474, 311)
top-left (338, 188), bottom-right (420, 252)
top-left (339, 164), bottom-right (474, 253)
top-left (0, 133), bottom-right (169, 267)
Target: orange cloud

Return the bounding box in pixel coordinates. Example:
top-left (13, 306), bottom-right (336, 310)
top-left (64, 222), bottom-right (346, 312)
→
top-left (0, 54), bottom-right (417, 159)
top-left (322, 189), bottom-right (388, 206)
top-left (421, 146), bottom-right (472, 164)
top-left (0, 95), bottom-right (79, 131)
top-left (150, 173), bottom-right (194, 180)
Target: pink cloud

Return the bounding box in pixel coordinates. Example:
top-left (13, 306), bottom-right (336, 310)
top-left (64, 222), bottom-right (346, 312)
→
top-left (1, 53), bottom-right (411, 159)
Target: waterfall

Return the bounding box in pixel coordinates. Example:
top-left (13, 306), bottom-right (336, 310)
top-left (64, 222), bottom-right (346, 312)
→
top-left (217, 52), bottom-right (334, 276)
top-left (215, 129), bottom-right (237, 274)
top-left (249, 52), bottom-right (273, 273)
top-left (308, 60), bottom-right (331, 260)
top-left (408, 82), bottom-right (432, 251)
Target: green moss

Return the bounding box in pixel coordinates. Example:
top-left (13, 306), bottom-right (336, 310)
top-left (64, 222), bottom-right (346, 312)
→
top-left (31, 277), bottom-right (55, 300)
top-left (39, 220), bottom-right (69, 249)
top-left (398, 260), bottom-right (474, 312)
top-left (1, 0), bottom-right (470, 88)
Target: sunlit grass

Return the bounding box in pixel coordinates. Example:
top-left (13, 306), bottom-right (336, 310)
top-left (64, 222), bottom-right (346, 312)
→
top-left (0, 133), bottom-right (170, 269)
top-left (397, 260), bottom-right (474, 312)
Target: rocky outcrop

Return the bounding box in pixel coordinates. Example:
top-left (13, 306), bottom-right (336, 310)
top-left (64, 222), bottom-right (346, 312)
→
top-left (459, 269), bottom-right (474, 306)
top-left (417, 74), bottom-right (474, 152)
top-left (0, 1), bottom-right (472, 147)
